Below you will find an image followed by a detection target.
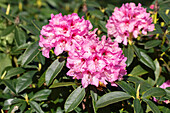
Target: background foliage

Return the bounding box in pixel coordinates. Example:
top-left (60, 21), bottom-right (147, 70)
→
top-left (0, 0), bottom-right (169, 113)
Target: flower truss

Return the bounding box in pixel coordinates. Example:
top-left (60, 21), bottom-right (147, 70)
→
top-left (39, 13), bottom-right (92, 58)
top-left (66, 31), bottom-right (127, 88)
top-left (39, 13), bottom-right (127, 88)
top-left (106, 3), bottom-right (154, 45)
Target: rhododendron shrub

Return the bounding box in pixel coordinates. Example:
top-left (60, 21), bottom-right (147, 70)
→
top-left (106, 3), bottom-right (154, 45)
top-left (1, 1), bottom-right (170, 113)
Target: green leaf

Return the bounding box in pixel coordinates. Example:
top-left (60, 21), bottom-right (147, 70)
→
top-left (143, 99), bottom-right (161, 113)
top-left (21, 25), bottom-right (40, 35)
top-left (31, 20), bottom-right (41, 31)
top-left (5, 67), bottom-right (25, 79)
top-left (64, 86), bottom-right (85, 112)
top-left (96, 91), bottom-right (131, 108)
top-left (126, 45), bottom-right (134, 66)
top-left (133, 98), bottom-right (143, 113)
top-left (29, 101), bottom-right (44, 113)
top-left (139, 51), bottom-right (156, 70)
top-left (50, 82), bottom-right (76, 88)
top-left (0, 53), bottom-right (12, 75)
top-left (16, 71), bottom-right (36, 93)
top-left (164, 89), bottom-right (170, 100)
top-left (21, 41), bottom-right (40, 66)
top-left (38, 72), bottom-right (45, 88)
top-left (31, 89), bottom-right (51, 101)
top-left (117, 81), bottom-right (136, 97)
top-left (132, 45), bottom-right (141, 58)
top-left (0, 25), bottom-right (15, 37)
top-left (128, 76), bottom-right (152, 93)
top-left (155, 24), bottom-right (163, 34)
top-left (91, 90), bottom-right (98, 113)
top-left (98, 21), bottom-right (107, 32)
top-left (0, 10), bottom-right (14, 23)
top-left (158, 11), bottom-right (170, 25)
top-left (2, 79), bottom-right (16, 94)
top-left (86, 1), bottom-right (101, 8)
top-left (153, 59), bottom-right (160, 85)
top-left (144, 40), bottom-right (162, 49)
top-left (130, 65), bottom-right (148, 76)
top-left (15, 26), bottom-right (26, 46)
top-left (142, 87), bottom-right (166, 99)
top-left (89, 10), bottom-right (104, 19)
top-left (45, 59), bottom-right (65, 86)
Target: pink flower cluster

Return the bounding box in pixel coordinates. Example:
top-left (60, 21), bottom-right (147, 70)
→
top-left (106, 3), bottom-right (154, 45)
top-left (153, 80), bottom-right (170, 104)
top-left (66, 33), bottom-right (127, 88)
top-left (39, 13), bottom-right (127, 88)
top-left (39, 13), bottom-right (92, 58)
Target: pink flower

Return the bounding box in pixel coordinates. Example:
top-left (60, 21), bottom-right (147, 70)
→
top-left (66, 32), bottom-right (127, 88)
top-left (153, 80), bottom-right (170, 104)
top-left (106, 3), bottom-right (154, 45)
top-left (39, 13), bottom-right (92, 58)
top-left (150, 4), bottom-right (154, 9)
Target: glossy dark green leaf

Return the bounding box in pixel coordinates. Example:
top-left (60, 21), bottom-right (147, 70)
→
top-left (158, 11), bottom-right (170, 25)
top-left (133, 98), bottom-right (143, 113)
top-left (96, 91), bottom-right (131, 108)
top-left (37, 53), bottom-right (45, 65)
top-left (15, 26), bottom-right (26, 46)
top-left (21, 25), bottom-right (40, 35)
top-left (142, 87), bottom-right (166, 99)
top-left (21, 41), bottom-right (40, 66)
top-left (86, 1), bottom-right (101, 8)
top-left (124, 45), bottom-right (134, 66)
top-left (45, 59), bottom-right (65, 86)
top-left (12, 43), bottom-right (30, 52)
top-left (11, 98), bottom-right (24, 104)
top-left (0, 10), bottom-right (14, 23)
top-left (132, 45), bottom-right (141, 58)
top-left (154, 59), bottom-right (160, 85)
top-left (38, 72), bottom-right (45, 88)
top-left (117, 81), bottom-right (136, 97)
top-left (16, 71), bottom-right (36, 93)
top-left (31, 20), bottom-right (41, 31)
top-left (128, 76), bottom-right (152, 93)
top-left (2, 79), bottom-right (16, 94)
top-left (130, 65), bottom-right (148, 76)
top-left (64, 86), bottom-right (85, 112)
top-left (155, 24), bottom-right (163, 34)
top-left (143, 99), bottom-right (161, 113)
top-left (5, 67), bottom-right (25, 79)
top-left (164, 89), bottom-right (170, 100)
top-left (89, 10), bottom-right (104, 19)
top-left (139, 51), bottom-right (156, 70)
top-left (91, 90), bottom-right (98, 113)
top-left (29, 101), bottom-right (44, 113)
top-left (144, 40), bottom-right (162, 49)
top-left (31, 89), bottom-right (51, 101)
top-left (0, 25), bottom-right (15, 37)
top-left (50, 82), bottom-right (76, 88)
top-left (0, 53), bottom-right (12, 75)
top-left (99, 21), bottom-right (107, 32)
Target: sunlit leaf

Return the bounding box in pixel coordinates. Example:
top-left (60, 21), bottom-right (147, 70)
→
top-left (64, 86), bottom-right (85, 112)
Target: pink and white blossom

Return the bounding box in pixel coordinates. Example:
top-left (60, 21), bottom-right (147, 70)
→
top-left (106, 3), bottom-right (154, 45)
top-left (66, 33), bottom-right (127, 88)
top-left (39, 13), bottom-right (92, 58)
